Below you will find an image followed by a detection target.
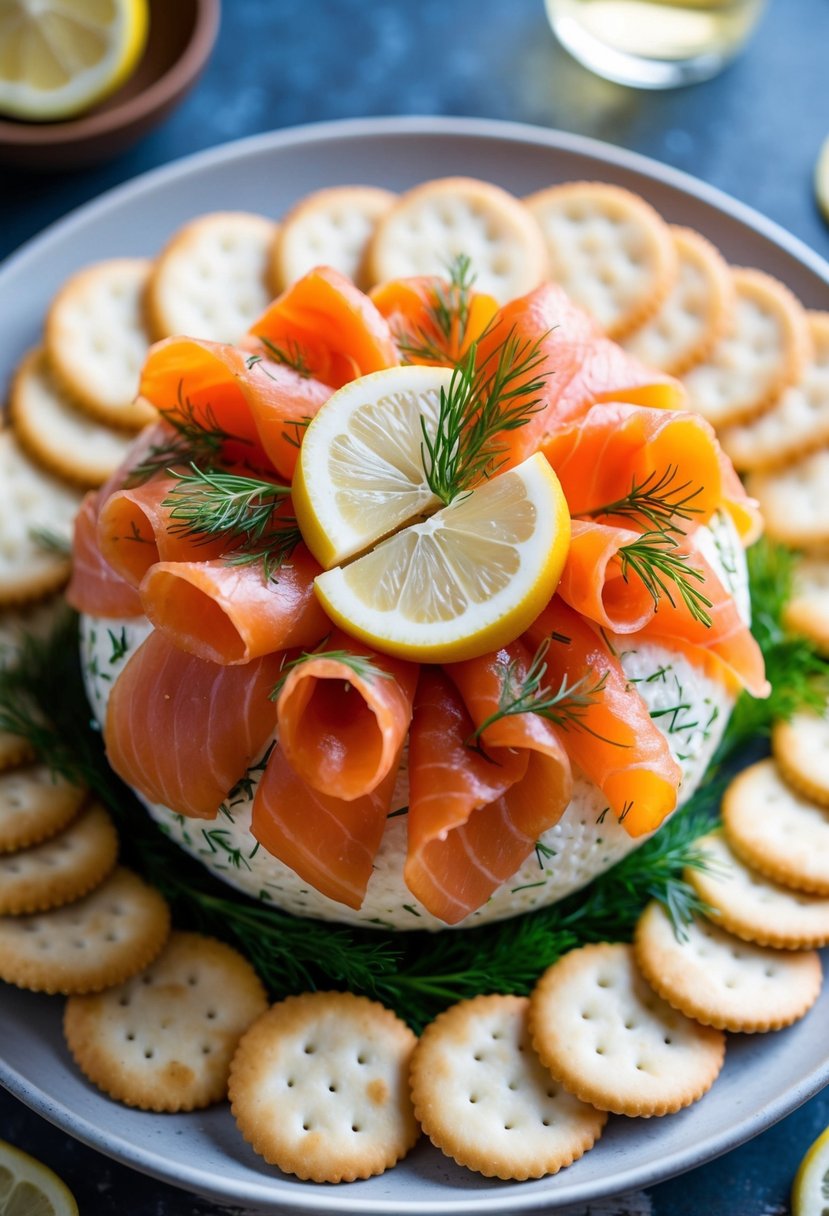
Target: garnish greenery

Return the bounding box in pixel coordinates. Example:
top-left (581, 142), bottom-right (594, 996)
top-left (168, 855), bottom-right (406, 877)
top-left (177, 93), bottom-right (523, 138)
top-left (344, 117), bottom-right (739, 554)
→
top-left (398, 254), bottom-right (476, 365)
top-left (269, 649), bottom-right (393, 701)
top-left (163, 466), bottom-right (300, 582)
top-left (619, 529), bottom-right (713, 628)
top-left (585, 466), bottom-right (704, 536)
top-left (127, 384), bottom-right (251, 484)
top-left (466, 636), bottom-right (612, 747)
top-left (421, 328), bottom-right (548, 504)
top-left (253, 336), bottom-right (312, 379)
top-left (28, 526), bottom-right (71, 557)
top-left (1, 537), bottom-right (824, 1030)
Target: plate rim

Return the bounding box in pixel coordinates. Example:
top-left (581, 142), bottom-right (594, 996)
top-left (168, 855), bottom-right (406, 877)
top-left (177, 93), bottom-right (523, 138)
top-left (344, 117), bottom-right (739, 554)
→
top-left (2, 113), bottom-right (829, 1213)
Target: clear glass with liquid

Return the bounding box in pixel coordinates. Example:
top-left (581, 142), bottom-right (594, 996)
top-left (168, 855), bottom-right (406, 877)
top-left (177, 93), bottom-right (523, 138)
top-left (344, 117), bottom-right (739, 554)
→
top-left (546, 0), bottom-right (768, 88)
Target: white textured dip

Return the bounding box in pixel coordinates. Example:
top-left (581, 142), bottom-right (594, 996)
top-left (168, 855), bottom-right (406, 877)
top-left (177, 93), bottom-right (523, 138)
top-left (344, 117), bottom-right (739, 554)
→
top-left (82, 513), bottom-right (748, 932)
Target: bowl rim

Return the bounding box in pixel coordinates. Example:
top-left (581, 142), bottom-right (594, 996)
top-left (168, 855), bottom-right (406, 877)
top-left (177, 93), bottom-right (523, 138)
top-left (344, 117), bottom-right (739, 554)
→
top-left (0, 0), bottom-right (221, 148)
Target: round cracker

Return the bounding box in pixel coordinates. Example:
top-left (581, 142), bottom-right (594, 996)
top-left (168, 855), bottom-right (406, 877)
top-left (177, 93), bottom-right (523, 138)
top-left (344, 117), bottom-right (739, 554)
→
top-left (0, 431), bottom-right (82, 605)
top-left (0, 801), bottom-right (118, 915)
top-left (64, 931), bottom-right (267, 1112)
top-left (45, 259), bottom-right (156, 430)
top-left (0, 733), bottom-right (35, 773)
top-left (682, 267), bottom-right (810, 428)
top-left (773, 710), bottom-right (829, 810)
top-left (783, 554), bottom-right (829, 652)
top-left (746, 446), bottom-right (829, 550)
top-left (410, 994), bottom-right (606, 1180)
top-left (634, 901), bottom-right (822, 1033)
top-left (719, 312), bottom-right (829, 472)
top-left (271, 185), bottom-right (397, 293)
top-left (686, 831), bottom-right (829, 949)
top-left (146, 211), bottom-right (278, 344)
top-left (0, 764), bottom-right (87, 855)
top-left (528, 942), bottom-right (726, 1117)
top-left (525, 181), bottom-right (677, 339)
top-left (229, 991), bottom-right (419, 1182)
top-left (0, 866), bottom-right (170, 994)
top-left (10, 348), bottom-right (137, 488)
top-left (364, 177), bottom-right (548, 304)
top-left (622, 226), bottom-right (733, 375)
top-left (723, 757), bottom-right (829, 895)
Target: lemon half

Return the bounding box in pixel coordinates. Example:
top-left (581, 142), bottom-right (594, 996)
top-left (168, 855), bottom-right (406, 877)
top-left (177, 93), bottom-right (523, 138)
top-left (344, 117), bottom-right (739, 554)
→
top-left (315, 452), bottom-right (570, 662)
top-left (792, 1122), bottom-right (829, 1216)
top-left (0, 0), bottom-right (149, 121)
top-left (0, 1138), bottom-right (78, 1216)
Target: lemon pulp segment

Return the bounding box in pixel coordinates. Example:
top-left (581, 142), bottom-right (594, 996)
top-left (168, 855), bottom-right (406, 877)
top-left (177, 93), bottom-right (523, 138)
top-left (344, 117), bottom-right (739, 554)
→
top-left (0, 1138), bottom-right (78, 1216)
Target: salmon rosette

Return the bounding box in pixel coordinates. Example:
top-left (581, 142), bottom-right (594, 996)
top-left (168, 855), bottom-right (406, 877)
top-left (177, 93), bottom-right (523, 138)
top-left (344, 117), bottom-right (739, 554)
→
top-left (74, 264), bottom-right (767, 930)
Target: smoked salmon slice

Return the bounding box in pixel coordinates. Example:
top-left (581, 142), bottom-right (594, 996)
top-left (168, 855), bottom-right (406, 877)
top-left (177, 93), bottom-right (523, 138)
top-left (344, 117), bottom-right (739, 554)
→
top-left (405, 668), bottom-right (568, 924)
top-left (252, 743), bottom-right (399, 910)
top-left (139, 337), bottom-right (333, 480)
top-left (542, 402), bottom-right (723, 529)
top-left (139, 545), bottom-right (329, 665)
top-left (104, 629), bottom-right (282, 819)
top-left (474, 284), bottom-right (684, 467)
top-left (66, 492), bottom-right (143, 618)
top-left (524, 599), bottom-right (681, 838)
top-left (370, 274), bottom-right (498, 365)
top-left (557, 520), bottom-right (656, 635)
top-left (249, 266), bottom-right (399, 389)
top-left (275, 629), bottom-right (419, 800)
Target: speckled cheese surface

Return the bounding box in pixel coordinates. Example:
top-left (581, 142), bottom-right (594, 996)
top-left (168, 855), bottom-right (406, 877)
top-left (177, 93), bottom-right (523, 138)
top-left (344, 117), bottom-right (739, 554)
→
top-left (81, 514), bottom-right (746, 931)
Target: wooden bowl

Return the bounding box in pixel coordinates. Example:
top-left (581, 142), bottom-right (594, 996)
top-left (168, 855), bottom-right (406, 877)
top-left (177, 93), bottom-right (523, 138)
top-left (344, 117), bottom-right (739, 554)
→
top-left (0, 0), bottom-right (220, 170)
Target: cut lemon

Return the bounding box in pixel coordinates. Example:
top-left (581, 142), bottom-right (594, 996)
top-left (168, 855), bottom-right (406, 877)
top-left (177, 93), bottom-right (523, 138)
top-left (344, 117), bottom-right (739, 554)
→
top-left (315, 452), bottom-right (571, 662)
top-left (292, 365), bottom-right (451, 569)
top-left (817, 135), bottom-right (829, 226)
top-left (792, 1122), bottom-right (829, 1216)
top-left (0, 0), bottom-right (149, 121)
top-left (0, 1138), bottom-right (78, 1216)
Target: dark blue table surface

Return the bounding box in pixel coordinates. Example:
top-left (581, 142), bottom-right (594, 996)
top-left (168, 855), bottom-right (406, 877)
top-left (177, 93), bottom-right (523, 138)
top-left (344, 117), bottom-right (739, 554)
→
top-left (2, 1), bottom-right (829, 1212)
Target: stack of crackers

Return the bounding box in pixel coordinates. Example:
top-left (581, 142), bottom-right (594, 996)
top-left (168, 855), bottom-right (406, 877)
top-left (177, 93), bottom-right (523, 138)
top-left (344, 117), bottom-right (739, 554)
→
top-left (2, 172), bottom-right (829, 1189)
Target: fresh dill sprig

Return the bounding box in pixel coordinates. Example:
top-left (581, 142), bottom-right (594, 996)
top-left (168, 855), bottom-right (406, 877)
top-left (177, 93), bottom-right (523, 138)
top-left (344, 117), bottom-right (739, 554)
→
top-left (127, 383), bottom-right (252, 484)
top-left (421, 327), bottom-right (548, 504)
top-left (28, 526), bottom-right (71, 557)
top-left (619, 530), bottom-right (713, 628)
top-left (398, 253), bottom-right (476, 365)
top-left (269, 649), bottom-right (393, 701)
top-left (467, 636), bottom-right (610, 746)
top-left (584, 466), bottom-right (704, 536)
top-left (254, 335), bottom-right (312, 378)
top-left (281, 416), bottom-right (312, 450)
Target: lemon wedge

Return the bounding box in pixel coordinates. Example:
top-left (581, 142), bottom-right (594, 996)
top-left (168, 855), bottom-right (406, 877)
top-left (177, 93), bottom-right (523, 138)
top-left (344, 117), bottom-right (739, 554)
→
top-left (315, 452), bottom-right (571, 662)
top-left (792, 1122), bottom-right (829, 1216)
top-left (293, 365), bottom-right (450, 569)
top-left (817, 135), bottom-right (829, 226)
top-left (0, 1138), bottom-right (78, 1216)
top-left (0, 0), bottom-right (149, 121)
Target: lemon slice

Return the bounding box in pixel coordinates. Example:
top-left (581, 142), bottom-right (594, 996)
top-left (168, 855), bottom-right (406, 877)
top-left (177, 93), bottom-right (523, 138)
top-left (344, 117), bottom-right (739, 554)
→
top-left (293, 365), bottom-right (451, 569)
top-left (792, 1122), bottom-right (829, 1216)
top-left (315, 452), bottom-right (571, 662)
top-left (0, 0), bottom-right (149, 121)
top-left (817, 135), bottom-right (829, 225)
top-left (0, 1138), bottom-right (78, 1216)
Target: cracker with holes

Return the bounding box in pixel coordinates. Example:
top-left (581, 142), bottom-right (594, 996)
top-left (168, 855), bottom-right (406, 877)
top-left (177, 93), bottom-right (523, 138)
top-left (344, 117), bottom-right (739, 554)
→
top-left (146, 211), bottom-right (277, 344)
top-left (634, 901), bottom-right (822, 1033)
top-left (0, 801), bottom-right (117, 915)
top-left (0, 431), bottom-right (82, 605)
top-left (682, 267), bottom-right (810, 427)
top-left (10, 349), bottom-right (138, 488)
top-left (719, 312), bottom-right (829, 471)
top-left (364, 177), bottom-right (548, 304)
top-left (0, 867), bottom-right (170, 994)
top-left (746, 447), bottom-right (829, 549)
top-left (45, 259), bottom-right (157, 431)
top-left (410, 994), bottom-right (606, 1180)
top-left (229, 991), bottom-right (419, 1182)
top-left (621, 226), bottom-right (733, 374)
top-left (271, 186), bottom-right (397, 293)
top-left (528, 943), bottom-right (725, 1117)
top-left (63, 931), bottom-right (267, 1112)
top-left (773, 710), bottom-right (829, 810)
top-left (723, 757), bottom-right (829, 895)
top-left (524, 181), bottom-right (677, 340)
top-left (0, 765), bottom-right (87, 854)
top-left (783, 555), bottom-right (829, 652)
top-left (686, 832), bottom-right (829, 949)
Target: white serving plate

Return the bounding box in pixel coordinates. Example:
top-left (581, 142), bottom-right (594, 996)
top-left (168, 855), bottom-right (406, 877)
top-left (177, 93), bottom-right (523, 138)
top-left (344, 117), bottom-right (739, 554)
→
top-left (1, 116), bottom-right (828, 1215)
